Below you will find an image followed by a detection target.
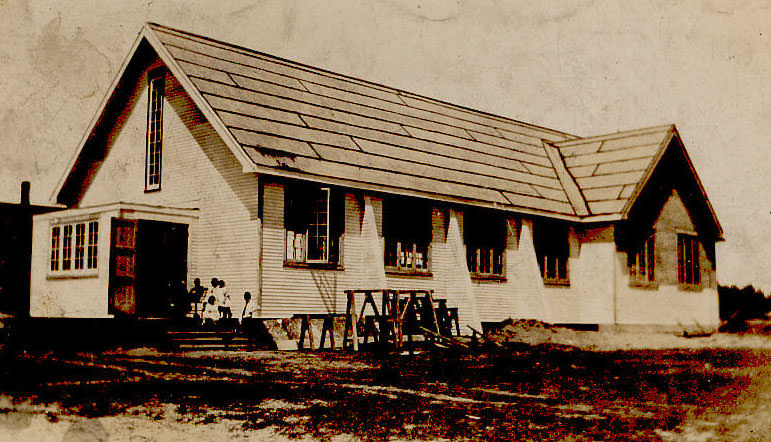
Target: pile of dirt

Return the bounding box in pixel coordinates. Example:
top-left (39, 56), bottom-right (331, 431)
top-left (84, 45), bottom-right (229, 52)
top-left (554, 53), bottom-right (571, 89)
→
top-left (489, 318), bottom-right (574, 346)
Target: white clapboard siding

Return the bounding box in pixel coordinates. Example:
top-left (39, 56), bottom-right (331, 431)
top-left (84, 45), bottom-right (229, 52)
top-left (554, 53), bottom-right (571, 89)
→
top-left (79, 67), bottom-right (260, 318)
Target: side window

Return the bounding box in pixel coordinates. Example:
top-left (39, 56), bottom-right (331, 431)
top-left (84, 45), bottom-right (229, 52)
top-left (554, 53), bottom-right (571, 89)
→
top-left (465, 209), bottom-right (506, 277)
top-left (383, 197), bottom-right (432, 273)
top-left (677, 234), bottom-right (700, 285)
top-left (284, 183), bottom-right (343, 265)
top-left (145, 72), bottom-right (165, 191)
top-left (628, 233), bottom-right (655, 283)
top-left (49, 221), bottom-right (99, 277)
top-left (534, 219), bottom-right (570, 286)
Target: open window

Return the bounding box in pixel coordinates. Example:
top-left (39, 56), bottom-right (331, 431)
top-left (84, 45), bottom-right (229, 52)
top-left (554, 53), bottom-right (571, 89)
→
top-left (383, 197), bottom-right (432, 274)
top-left (677, 234), bottom-right (700, 286)
top-left (534, 219), bottom-right (570, 286)
top-left (465, 209), bottom-right (506, 279)
top-left (628, 232), bottom-right (655, 284)
top-left (284, 182), bottom-right (343, 266)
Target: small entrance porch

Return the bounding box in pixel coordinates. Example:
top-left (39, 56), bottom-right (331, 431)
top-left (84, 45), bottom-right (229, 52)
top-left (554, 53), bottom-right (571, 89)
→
top-left (30, 202), bottom-right (198, 320)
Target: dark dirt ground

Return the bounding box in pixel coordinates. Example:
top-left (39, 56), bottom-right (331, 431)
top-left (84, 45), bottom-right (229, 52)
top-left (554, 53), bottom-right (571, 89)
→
top-left (1, 334), bottom-right (771, 441)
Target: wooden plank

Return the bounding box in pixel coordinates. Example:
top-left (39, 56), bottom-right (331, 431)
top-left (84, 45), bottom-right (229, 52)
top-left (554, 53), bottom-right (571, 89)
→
top-left (554, 125), bottom-right (672, 147)
top-left (229, 73), bottom-right (474, 140)
top-left (588, 199), bottom-right (627, 215)
top-left (468, 130), bottom-right (548, 156)
top-left (559, 141), bottom-right (602, 158)
top-left (230, 129), bottom-right (319, 158)
top-left (399, 94), bottom-right (574, 142)
top-left (619, 184), bottom-right (636, 199)
top-left (401, 125), bottom-right (553, 168)
top-left (568, 164), bottom-right (597, 178)
top-left (522, 163), bottom-right (558, 178)
top-left (218, 111), bottom-right (360, 150)
top-left (176, 60), bottom-right (237, 86)
top-left (354, 138), bottom-right (551, 191)
top-left (157, 30), bottom-right (402, 102)
top-left (564, 144), bottom-right (660, 167)
top-left (599, 131), bottom-right (669, 151)
top-left (310, 143), bottom-right (544, 198)
top-left (582, 186), bottom-right (623, 202)
top-left (204, 94), bottom-right (306, 126)
top-left (168, 45), bottom-right (307, 91)
top-left (301, 116), bottom-right (560, 183)
top-left (286, 155), bottom-right (513, 206)
top-left (593, 157), bottom-right (652, 176)
top-left (301, 81), bottom-right (499, 138)
top-left (576, 171), bottom-right (644, 189)
top-left (542, 142), bottom-right (589, 216)
top-left (501, 192), bottom-right (575, 215)
top-left (532, 185), bottom-right (570, 202)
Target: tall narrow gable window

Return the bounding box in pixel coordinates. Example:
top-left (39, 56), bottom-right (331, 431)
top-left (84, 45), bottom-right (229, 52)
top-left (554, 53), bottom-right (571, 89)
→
top-left (383, 197), bottom-right (432, 274)
top-left (629, 233), bottom-right (655, 283)
top-left (145, 73), bottom-right (164, 191)
top-left (678, 234), bottom-right (700, 285)
top-left (49, 220), bottom-right (99, 277)
top-left (285, 183), bottom-right (343, 265)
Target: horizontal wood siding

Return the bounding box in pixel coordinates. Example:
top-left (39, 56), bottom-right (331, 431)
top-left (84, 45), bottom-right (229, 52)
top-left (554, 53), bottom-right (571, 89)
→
top-left (79, 65), bottom-right (260, 317)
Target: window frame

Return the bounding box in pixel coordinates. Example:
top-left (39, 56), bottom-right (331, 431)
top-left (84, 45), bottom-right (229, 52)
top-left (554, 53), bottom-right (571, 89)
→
top-left (48, 219), bottom-right (99, 278)
top-left (145, 72), bottom-right (165, 192)
top-left (383, 197), bottom-right (432, 276)
top-left (677, 233), bottom-right (701, 287)
top-left (629, 232), bottom-right (656, 286)
top-left (283, 184), bottom-right (343, 268)
top-left (465, 210), bottom-right (507, 280)
top-left (534, 220), bottom-right (570, 287)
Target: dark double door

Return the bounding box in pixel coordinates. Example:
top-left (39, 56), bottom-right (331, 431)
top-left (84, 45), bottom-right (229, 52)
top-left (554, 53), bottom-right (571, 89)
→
top-left (109, 218), bottom-right (188, 318)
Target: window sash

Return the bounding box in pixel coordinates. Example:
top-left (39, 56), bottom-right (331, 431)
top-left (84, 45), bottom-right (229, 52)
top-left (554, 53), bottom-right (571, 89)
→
top-left (284, 186), bottom-right (337, 264)
top-left (467, 246), bottom-right (505, 276)
top-left (49, 221), bottom-right (98, 276)
top-left (541, 255), bottom-right (569, 285)
top-left (385, 240), bottom-right (429, 271)
top-left (630, 235), bottom-right (655, 282)
top-left (146, 75), bottom-right (164, 190)
top-left (678, 234), bottom-right (700, 285)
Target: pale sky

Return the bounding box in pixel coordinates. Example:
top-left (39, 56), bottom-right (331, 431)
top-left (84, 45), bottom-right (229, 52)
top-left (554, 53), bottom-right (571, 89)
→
top-left (0, 0), bottom-right (769, 292)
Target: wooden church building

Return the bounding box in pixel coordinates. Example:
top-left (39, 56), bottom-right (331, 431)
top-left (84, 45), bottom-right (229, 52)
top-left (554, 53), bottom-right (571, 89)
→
top-left (30, 23), bottom-right (723, 332)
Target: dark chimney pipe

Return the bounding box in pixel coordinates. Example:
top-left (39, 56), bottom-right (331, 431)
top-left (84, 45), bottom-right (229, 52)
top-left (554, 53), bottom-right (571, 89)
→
top-left (20, 181), bottom-right (30, 206)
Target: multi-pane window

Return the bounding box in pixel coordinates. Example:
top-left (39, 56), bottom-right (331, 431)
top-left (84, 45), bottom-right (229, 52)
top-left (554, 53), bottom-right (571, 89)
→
top-left (285, 184), bottom-right (343, 264)
top-left (62, 225), bottom-right (73, 271)
top-left (629, 234), bottom-right (655, 283)
top-left (465, 209), bottom-right (506, 277)
top-left (145, 73), bottom-right (164, 191)
top-left (74, 223), bottom-right (85, 270)
top-left (50, 226), bottom-right (60, 271)
top-left (50, 221), bottom-right (98, 275)
top-left (534, 220), bottom-right (570, 286)
top-left (383, 197), bottom-right (432, 273)
top-left (87, 221), bottom-right (99, 269)
top-left (678, 234), bottom-right (700, 285)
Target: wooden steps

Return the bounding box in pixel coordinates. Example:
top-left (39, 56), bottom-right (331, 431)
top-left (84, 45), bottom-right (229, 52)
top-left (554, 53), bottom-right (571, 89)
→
top-left (165, 324), bottom-right (252, 351)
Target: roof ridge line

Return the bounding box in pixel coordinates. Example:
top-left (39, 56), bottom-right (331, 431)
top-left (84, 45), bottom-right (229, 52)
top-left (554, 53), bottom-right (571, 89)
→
top-left (542, 141), bottom-right (590, 217)
top-left (146, 22), bottom-right (579, 140)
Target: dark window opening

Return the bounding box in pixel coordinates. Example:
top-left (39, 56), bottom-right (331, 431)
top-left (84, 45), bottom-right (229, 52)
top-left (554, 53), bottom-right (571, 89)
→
top-left (678, 234), bottom-right (700, 285)
top-left (383, 197), bottom-right (432, 273)
top-left (465, 209), bottom-right (506, 277)
top-left (628, 233), bottom-right (655, 283)
top-left (534, 220), bottom-right (570, 286)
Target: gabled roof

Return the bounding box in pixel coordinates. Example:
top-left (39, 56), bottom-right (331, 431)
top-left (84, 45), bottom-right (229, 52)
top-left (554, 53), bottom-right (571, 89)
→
top-left (53, 23), bottom-right (721, 232)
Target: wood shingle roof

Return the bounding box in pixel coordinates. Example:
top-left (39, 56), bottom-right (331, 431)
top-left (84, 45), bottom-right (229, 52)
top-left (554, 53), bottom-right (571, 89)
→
top-left (54, 23), bottom-right (720, 230)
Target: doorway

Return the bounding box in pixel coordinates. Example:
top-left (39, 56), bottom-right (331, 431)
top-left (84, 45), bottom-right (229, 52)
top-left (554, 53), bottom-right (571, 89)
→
top-left (108, 218), bottom-right (188, 318)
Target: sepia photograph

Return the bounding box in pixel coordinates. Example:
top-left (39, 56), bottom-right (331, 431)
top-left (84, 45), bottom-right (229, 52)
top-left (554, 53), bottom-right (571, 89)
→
top-left (0, 1), bottom-right (769, 440)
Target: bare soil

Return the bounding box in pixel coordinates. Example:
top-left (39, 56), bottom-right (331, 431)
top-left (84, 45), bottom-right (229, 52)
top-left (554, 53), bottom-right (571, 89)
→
top-left (1, 326), bottom-right (771, 441)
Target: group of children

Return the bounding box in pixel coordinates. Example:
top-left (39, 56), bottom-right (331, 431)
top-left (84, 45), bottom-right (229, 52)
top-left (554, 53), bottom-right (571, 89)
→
top-left (188, 277), bottom-right (259, 326)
